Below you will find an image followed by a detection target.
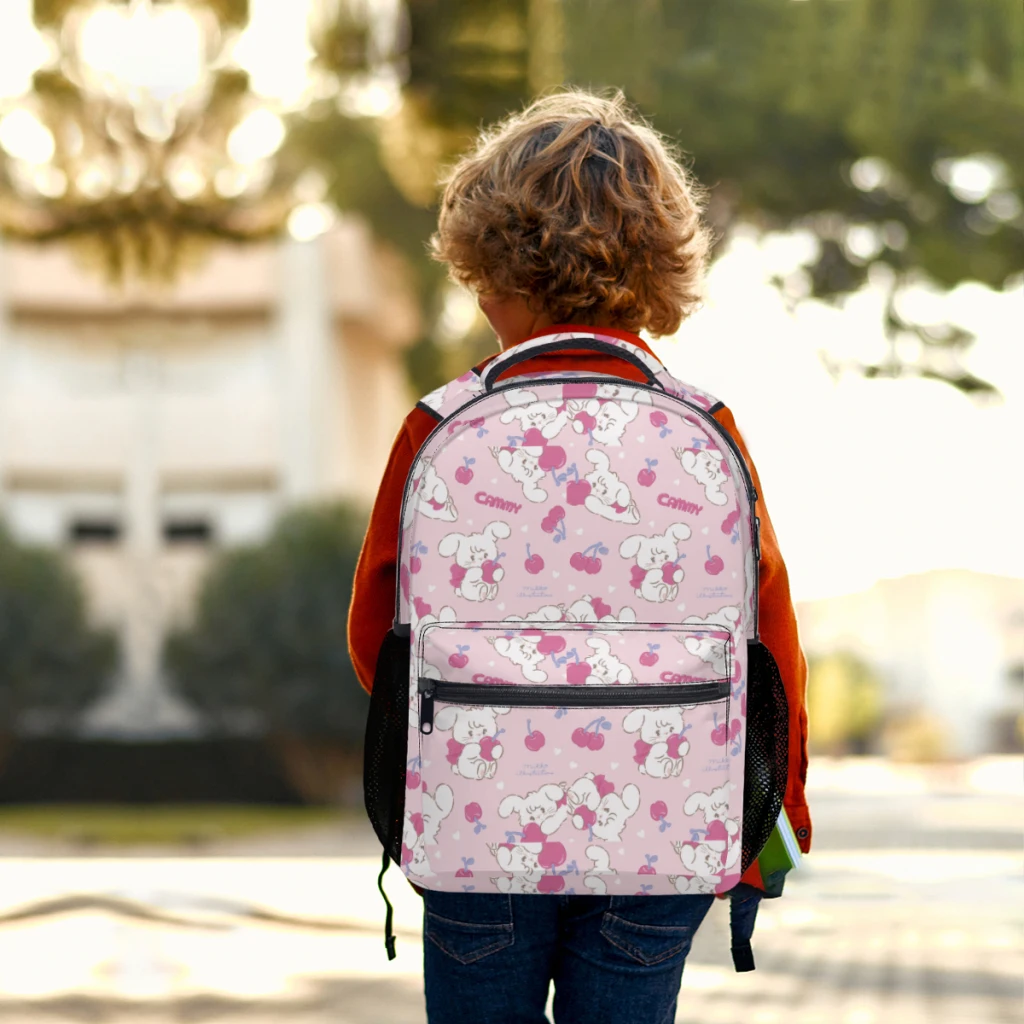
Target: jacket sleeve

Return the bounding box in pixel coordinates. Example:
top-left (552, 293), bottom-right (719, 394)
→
top-left (348, 422), bottom-right (419, 693)
top-left (714, 405), bottom-right (812, 854)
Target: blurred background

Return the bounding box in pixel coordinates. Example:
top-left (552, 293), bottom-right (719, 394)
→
top-left (0, 0), bottom-right (1021, 1021)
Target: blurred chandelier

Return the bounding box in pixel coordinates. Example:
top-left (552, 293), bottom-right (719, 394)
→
top-left (0, 0), bottom-right (403, 279)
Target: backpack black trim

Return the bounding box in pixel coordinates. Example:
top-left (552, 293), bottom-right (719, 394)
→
top-left (363, 629), bottom-right (411, 865)
top-left (740, 640), bottom-right (789, 874)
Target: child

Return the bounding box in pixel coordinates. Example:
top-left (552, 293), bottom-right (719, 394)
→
top-left (350, 89), bottom-right (810, 1024)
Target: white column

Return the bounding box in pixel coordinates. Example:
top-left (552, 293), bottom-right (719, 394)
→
top-left (121, 343), bottom-right (163, 731)
top-left (277, 236), bottom-right (334, 502)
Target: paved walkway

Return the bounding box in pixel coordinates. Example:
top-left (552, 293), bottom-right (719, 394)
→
top-left (0, 758), bottom-right (1020, 1023)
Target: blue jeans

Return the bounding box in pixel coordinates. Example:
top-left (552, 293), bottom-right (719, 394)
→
top-left (422, 891), bottom-right (715, 1024)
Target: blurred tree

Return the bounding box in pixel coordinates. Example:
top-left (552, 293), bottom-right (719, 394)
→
top-left (806, 651), bottom-right (884, 755)
top-left (0, 527), bottom-right (116, 737)
top-left (164, 503), bottom-right (369, 803)
top-left (302, 0), bottom-right (1021, 398)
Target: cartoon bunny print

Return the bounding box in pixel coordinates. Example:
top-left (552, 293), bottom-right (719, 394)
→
top-left (622, 707), bottom-right (690, 778)
top-left (438, 521), bottom-right (511, 601)
top-left (403, 457), bottom-right (458, 526)
top-left (581, 450), bottom-right (641, 524)
top-left (567, 773), bottom-right (640, 843)
top-left (619, 524), bottom-right (692, 603)
top-left (433, 705), bottom-right (510, 780)
top-left (498, 783), bottom-right (571, 836)
top-left (674, 446), bottom-right (731, 506)
top-left (402, 784), bottom-right (454, 879)
top-left (582, 636), bottom-right (634, 685)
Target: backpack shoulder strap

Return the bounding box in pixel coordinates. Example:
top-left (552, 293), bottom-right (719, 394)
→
top-left (416, 370), bottom-right (487, 422)
top-left (653, 368), bottom-right (724, 415)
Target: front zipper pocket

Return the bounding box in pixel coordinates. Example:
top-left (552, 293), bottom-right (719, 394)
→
top-left (419, 679), bottom-right (731, 733)
top-left (404, 620), bottom-right (743, 897)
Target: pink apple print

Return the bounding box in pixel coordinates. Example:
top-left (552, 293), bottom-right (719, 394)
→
top-left (454, 457), bottom-right (475, 485)
top-left (650, 800), bottom-right (668, 822)
top-left (522, 428), bottom-right (547, 447)
top-left (574, 716), bottom-right (612, 748)
top-left (566, 479), bottom-right (592, 506)
top-left (639, 643), bottom-right (660, 667)
top-left (481, 558), bottom-right (503, 583)
top-left (524, 720), bottom-right (545, 751)
top-left (409, 556), bottom-right (422, 575)
top-left (566, 662), bottom-right (590, 685)
top-left (465, 802), bottom-right (482, 824)
top-left (448, 644), bottom-right (470, 669)
top-left (406, 769), bottom-right (421, 790)
top-left (637, 458), bottom-right (658, 487)
top-left (536, 635), bottom-right (566, 656)
top-left (574, 410), bottom-right (597, 434)
top-left (549, 505), bottom-right (566, 523)
top-left (538, 842), bottom-right (567, 870)
top-left (478, 736), bottom-right (500, 761)
top-left (705, 545), bottom-right (724, 575)
top-left (661, 561), bottom-right (682, 584)
top-left (454, 857), bottom-right (474, 878)
top-left (649, 411), bottom-right (671, 437)
top-left (572, 542), bottom-right (607, 574)
top-left (538, 445), bottom-right (567, 471)
top-left (521, 823), bottom-right (546, 843)
top-left (638, 854), bottom-right (658, 876)
top-left (710, 711), bottom-right (732, 746)
top-left (537, 873), bottom-right (566, 893)
top-left (722, 509), bottom-right (740, 535)
top-left (524, 544), bottom-right (544, 574)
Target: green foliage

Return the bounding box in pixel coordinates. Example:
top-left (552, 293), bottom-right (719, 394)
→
top-left (164, 503), bottom-right (369, 744)
top-left (807, 650), bottom-right (884, 755)
top-left (0, 527), bottom-right (116, 732)
top-left (301, 0), bottom-right (1021, 397)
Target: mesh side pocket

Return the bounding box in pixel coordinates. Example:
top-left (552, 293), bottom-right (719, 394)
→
top-left (741, 640), bottom-right (789, 873)
top-left (363, 629), bottom-right (410, 864)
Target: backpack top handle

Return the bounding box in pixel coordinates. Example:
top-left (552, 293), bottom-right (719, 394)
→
top-left (480, 334), bottom-right (666, 392)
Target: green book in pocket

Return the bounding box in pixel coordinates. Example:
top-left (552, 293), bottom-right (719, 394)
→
top-left (756, 806), bottom-right (803, 882)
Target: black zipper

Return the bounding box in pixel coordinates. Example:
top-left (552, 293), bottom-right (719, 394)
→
top-left (395, 373), bottom-right (759, 631)
top-left (418, 678), bottom-right (729, 734)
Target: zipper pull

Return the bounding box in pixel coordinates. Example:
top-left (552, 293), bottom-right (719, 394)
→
top-left (419, 679), bottom-right (435, 734)
top-left (754, 516), bottom-right (761, 562)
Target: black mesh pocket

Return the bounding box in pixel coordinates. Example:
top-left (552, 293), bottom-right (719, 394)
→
top-left (363, 629), bottom-right (410, 864)
top-left (741, 640), bottom-right (789, 873)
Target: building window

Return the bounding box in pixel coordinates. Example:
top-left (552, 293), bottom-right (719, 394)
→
top-left (163, 518), bottom-right (214, 545)
top-left (69, 518), bottom-right (122, 544)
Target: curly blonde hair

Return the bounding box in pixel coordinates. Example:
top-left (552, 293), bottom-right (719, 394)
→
top-left (431, 89), bottom-right (711, 337)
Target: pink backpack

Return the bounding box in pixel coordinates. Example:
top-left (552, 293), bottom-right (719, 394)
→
top-left (365, 332), bottom-right (788, 966)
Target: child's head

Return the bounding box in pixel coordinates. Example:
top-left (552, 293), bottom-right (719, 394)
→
top-left (432, 89), bottom-right (710, 343)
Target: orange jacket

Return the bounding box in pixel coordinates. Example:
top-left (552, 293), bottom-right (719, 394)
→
top-left (349, 327), bottom-right (812, 865)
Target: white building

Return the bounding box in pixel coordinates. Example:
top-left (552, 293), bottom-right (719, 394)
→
top-left (0, 222), bottom-right (419, 736)
top-left (797, 569), bottom-right (1024, 757)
